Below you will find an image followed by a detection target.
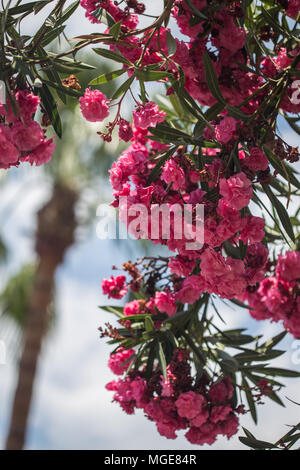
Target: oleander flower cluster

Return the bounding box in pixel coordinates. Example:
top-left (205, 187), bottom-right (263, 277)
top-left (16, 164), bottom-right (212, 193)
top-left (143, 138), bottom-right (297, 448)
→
top-left (79, 0), bottom-right (300, 447)
top-left (106, 348), bottom-right (242, 445)
top-left (242, 251), bottom-right (300, 337)
top-left (0, 90), bottom-right (55, 169)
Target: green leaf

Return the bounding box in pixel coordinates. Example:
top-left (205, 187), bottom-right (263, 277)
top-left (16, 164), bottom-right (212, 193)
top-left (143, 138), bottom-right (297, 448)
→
top-left (262, 183), bottom-right (295, 242)
top-left (39, 84), bottom-right (62, 138)
top-left (91, 7), bottom-right (116, 27)
top-left (226, 105), bottom-right (250, 121)
top-left (217, 350), bottom-right (239, 372)
top-left (255, 367), bottom-right (300, 378)
top-left (89, 68), bottom-right (127, 85)
top-left (145, 341), bottom-right (156, 380)
top-left (239, 436), bottom-right (275, 449)
top-left (203, 51), bottom-right (226, 105)
top-left (229, 298), bottom-right (253, 310)
top-left (41, 25), bottom-right (66, 46)
top-left (55, 1), bottom-right (80, 28)
top-left (7, 0), bottom-right (50, 15)
top-left (242, 376), bottom-right (257, 424)
top-left (99, 305), bottom-right (124, 318)
top-left (136, 70), bottom-right (172, 82)
top-left (157, 341), bottom-right (167, 379)
top-left (259, 331), bottom-right (287, 351)
top-left (284, 114), bottom-right (300, 135)
top-left (145, 317), bottom-right (155, 332)
top-left (111, 74), bottom-right (135, 100)
top-left (149, 124), bottom-right (195, 144)
top-left (263, 146), bottom-right (300, 190)
top-left (109, 20), bottom-right (122, 40)
top-left (93, 47), bottom-right (132, 66)
top-left (166, 31), bottom-right (177, 56)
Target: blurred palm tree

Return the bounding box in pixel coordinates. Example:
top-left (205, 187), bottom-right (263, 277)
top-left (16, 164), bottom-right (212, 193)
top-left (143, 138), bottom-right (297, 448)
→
top-left (2, 54), bottom-right (121, 450)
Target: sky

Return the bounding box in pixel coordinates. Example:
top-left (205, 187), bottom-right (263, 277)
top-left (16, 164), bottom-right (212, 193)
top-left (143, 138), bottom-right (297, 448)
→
top-left (0, 0), bottom-right (300, 451)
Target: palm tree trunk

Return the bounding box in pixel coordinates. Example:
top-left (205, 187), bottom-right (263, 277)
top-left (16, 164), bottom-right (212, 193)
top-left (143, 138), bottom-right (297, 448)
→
top-left (5, 183), bottom-right (77, 450)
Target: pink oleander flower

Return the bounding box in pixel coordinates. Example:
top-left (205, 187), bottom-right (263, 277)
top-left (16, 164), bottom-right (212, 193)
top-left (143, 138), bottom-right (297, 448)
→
top-left (133, 101), bottom-right (166, 129)
top-left (161, 159), bottom-right (186, 190)
top-left (200, 248), bottom-right (227, 278)
top-left (219, 172), bottom-right (253, 210)
top-left (124, 299), bottom-right (141, 316)
top-left (209, 377), bottom-right (233, 403)
top-left (15, 90), bottom-right (40, 120)
top-left (219, 413), bottom-right (239, 439)
top-left (154, 291), bottom-right (177, 316)
top-left (286, 0), bottom-right (300, 18)
top-left (219, 19), bottom-right (246, 53)
top-left (168, 256), bottom-right (196, 278)
top-left (109, 162), bottom-right (125, 191)
top-left (80, 0), bottom-right (138, 28)
top-left (20, 138), bottom-right (55, 166)
top-left (185, 422), bottom-right (219, 446)
top-left (175, 391), bottom-right (207, 420)
top-left (102, 275), bottom-right (127, 299)
top-left (0, 90), bottom-right (40, 123)
top-left (108, 347), bottom-right (135, 375)
top-left (10, 120), bottom-right (44, 152)
top-left (210, 405), bottom-right (232, 423)
top-left (276, 251), bottom-right (300, 282)
top-left (0, 124), bottom-right (20, 165)
top-left (118, 118), bottom-right (133, 142)
top-left (175, 275), bottom-right (205, 304)
top-left (79, 88), bottom-right (110, 122)
top-left (243, 147), bottom-right (269, 172)
top-left (189, 408), bottom-right (209, 428)
top-left (215, 116), bottom-right (237, 144)
top-left (240, 215), bottom-right (265, 244)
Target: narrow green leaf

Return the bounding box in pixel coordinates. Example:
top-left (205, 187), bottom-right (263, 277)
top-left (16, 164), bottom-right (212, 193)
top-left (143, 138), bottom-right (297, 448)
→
top-left (110, 20), bottom-right (122, 40)
top-left (91, 7), bottom-right (116, 27)
top-left (157, 341), bottom-right (167, 380)
top-left (263, 146), bottom-right (300, 190)
top-left (262, 183), bottom-right (295, 242)
top-left (93, 47), bottom-right (132, 65)
top-left (99, 305), bottom-right (124, 318)
top-left (55, 0), bottom-right (80, 27)
top-left (255, 367), bottom-right (300, 377)
top-left (242, 376), bottom-right (257, 424)
top-left (39, 84), bottom-right (62, 138)
top-left (111, 74), bottom-right (135, 100)
top-left (145, 341), bottom-right (156, 380)
top-left (166, 31), bottom-right (177, 56)
top-left (226, 105), bottom-right (250, 121)
top-left (203, 51), bottom-right (226, 105)
top-left (239, 436), bottom-right (275, 449)
top-left (89, 68), bottom-right (127, 85)
top-left (7, 0), bottom-right (50, 15)
top-left (136, 70), bottom-right (172, 82)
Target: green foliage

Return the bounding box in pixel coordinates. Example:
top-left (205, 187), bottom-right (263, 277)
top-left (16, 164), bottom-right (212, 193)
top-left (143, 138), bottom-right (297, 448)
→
top-left (0, 264), bottom-right (35, 328)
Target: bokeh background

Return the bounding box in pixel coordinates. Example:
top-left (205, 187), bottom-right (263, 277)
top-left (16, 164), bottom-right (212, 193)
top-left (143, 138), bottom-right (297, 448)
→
top-left (0, 0), bottom-right (299, 450)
